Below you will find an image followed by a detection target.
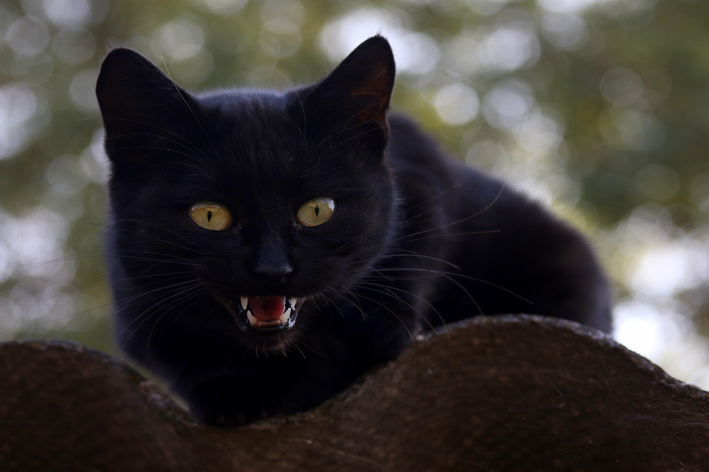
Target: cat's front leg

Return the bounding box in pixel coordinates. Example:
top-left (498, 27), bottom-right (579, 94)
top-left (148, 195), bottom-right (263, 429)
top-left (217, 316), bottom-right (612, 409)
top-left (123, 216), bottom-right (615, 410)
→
top-left (177, 337), bottom-right (357, 425)
top-left (184, 371), bottom-right (281, 425)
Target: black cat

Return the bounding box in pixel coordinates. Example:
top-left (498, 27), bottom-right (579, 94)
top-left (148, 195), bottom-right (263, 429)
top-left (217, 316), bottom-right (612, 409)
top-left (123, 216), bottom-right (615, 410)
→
top-left (96, 36), bottom-right (611, 425)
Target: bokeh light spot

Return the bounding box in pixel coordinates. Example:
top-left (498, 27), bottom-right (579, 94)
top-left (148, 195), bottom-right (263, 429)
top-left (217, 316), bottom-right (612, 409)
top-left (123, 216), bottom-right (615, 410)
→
top-left (483, 79), bottom-right (535, 129)
top-left (434, 83), bottom-right (480, 126)
top-left (6, 17), bottom-right (50, 56)
top-left (157, 18), bottom-right (206, 61)
top-left (42, 0), bottom-right (92, 27)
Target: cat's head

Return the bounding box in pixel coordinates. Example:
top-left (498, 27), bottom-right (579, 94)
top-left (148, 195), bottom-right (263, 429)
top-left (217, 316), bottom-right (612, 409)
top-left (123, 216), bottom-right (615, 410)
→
top-left (96, 37), bottom-right (397, 352)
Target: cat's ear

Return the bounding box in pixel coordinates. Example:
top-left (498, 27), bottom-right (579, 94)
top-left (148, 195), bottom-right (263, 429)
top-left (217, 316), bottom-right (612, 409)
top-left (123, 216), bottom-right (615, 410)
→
top-left (96, 48), bottom-right (201, 162)
top-left (301, 36), bottom-right (396, 147)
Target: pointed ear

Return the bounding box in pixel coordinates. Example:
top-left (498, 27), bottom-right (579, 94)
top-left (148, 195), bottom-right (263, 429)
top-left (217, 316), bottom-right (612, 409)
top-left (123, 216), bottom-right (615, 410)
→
top-left (303, 36), bottom-right (396, 144)
top-left (96, 48), bottom-right (200, 161)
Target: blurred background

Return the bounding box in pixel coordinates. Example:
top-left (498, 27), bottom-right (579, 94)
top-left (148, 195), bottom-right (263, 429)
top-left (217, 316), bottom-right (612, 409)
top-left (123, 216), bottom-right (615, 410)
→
top-left (1, 0), bottom-right (708, 387)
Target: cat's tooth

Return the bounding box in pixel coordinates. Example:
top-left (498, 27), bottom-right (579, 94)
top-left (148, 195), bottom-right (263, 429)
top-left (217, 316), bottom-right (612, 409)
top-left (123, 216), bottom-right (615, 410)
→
top-left (289, 298), bottom-right (297, 309)
top-left (240, 296), bottom-right (248, 310)
top-left (246, 310), bottom-right (257, 326)
top-left (279, 308), bottom-right (291, 324)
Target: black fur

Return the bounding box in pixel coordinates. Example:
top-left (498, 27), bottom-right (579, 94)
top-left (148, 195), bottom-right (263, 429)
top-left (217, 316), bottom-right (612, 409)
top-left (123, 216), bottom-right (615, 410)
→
top-left (96, 36), bottom-right (611, 425)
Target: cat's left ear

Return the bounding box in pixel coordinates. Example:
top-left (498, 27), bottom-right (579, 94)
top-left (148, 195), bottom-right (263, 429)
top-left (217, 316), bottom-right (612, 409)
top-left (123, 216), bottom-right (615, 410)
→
top-left (300, 36), bottom-right (396, 147)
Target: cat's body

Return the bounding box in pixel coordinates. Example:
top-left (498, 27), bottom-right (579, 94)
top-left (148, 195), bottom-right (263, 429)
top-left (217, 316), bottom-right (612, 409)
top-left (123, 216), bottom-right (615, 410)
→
top-left (97, 37), bottom-right (611, 424)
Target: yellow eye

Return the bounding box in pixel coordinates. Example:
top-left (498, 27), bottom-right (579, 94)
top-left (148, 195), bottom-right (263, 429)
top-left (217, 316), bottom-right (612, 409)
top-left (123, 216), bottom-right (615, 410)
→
top-left (188, 202), bottom-right (233, 231)
top-left (296, 197), bottom-right (336, 227)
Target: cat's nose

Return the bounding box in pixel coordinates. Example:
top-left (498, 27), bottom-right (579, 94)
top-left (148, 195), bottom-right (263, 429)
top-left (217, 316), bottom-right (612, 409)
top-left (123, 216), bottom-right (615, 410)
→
top-left (252, 260), bottom-right (293, 281)
top-left (251, 232), bottom-right (293, 282)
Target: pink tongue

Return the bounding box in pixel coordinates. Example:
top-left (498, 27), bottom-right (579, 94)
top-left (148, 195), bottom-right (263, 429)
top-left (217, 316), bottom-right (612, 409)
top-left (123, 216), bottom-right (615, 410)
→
top-left (249, 296), bottom-right (286, 322)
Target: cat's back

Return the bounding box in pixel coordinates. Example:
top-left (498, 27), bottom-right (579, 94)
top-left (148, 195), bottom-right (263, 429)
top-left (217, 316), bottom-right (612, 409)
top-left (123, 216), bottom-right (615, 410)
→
top-left (385, 113), bottom-right (612, 332)
top-left (386, 114), bottom-right (457, 179)
top-left (386, 113), bottom-right (508, 214)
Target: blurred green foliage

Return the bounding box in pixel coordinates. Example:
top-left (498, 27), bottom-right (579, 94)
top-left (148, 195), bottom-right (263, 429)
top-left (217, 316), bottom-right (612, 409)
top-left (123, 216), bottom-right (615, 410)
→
top-left (0, 0), bottom-right (708, 382)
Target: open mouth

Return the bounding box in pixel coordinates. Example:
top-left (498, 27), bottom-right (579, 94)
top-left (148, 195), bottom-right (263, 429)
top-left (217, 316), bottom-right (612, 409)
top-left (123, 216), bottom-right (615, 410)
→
top-left (233, 296), bottom-right (299, 333)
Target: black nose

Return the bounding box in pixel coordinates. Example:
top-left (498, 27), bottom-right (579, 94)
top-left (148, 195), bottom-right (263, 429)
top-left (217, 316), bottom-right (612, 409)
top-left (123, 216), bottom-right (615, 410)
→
top-left (252, 260), bottom-right (293, 281)
top-left (251, 232), bottom-right (293, 282)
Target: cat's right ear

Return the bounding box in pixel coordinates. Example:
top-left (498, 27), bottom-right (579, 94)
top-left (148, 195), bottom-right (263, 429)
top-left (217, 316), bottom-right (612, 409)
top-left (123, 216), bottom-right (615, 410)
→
top-left (96, 48), bottom-right (200, 163)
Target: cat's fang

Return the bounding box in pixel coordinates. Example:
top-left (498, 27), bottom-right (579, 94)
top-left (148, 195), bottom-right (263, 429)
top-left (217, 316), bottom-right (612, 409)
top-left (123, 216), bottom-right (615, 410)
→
top-left (289, 298), bottom-right (297, 309)
top-left (246, 310), bottom-right (258, 326)
top-left (240, 296), bottom-right (248, 310)
top-left (279, 308), bottom-right (291, 324)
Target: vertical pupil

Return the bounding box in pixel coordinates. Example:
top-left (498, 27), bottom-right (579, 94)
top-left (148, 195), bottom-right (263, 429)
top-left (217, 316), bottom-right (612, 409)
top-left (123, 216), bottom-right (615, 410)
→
top-left (314, 206), bottom-right (320, 217)
top-left (207, 210), bottom-right (213, 222)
